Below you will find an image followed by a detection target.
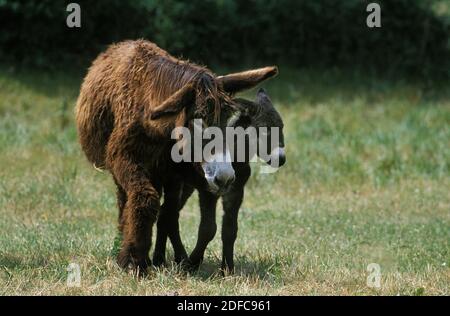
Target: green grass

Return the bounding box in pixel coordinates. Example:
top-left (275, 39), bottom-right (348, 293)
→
top-left (0, 66), bottom-right (449, 295)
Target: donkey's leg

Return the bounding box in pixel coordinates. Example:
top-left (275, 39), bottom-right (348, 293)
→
top-left (221, 164), bottom-right (251, 273)
top-left (188, 190), bottom-right (218, 270)
top-left (113, 176), bottom-right (127, 234)
top-left (111, 157), bottom-right (160, 276)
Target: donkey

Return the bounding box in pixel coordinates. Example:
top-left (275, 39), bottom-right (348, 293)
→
top-left (75, 39), bottom-right (278, 274)
top-left (153, 88), bottom-right (285, 273)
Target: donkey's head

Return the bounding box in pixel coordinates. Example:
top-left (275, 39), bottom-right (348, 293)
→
top-left (150, 66), bottom-right (278, 194)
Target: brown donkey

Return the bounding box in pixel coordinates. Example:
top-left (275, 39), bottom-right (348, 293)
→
top-left (75, 39), bottom-right (278, 274)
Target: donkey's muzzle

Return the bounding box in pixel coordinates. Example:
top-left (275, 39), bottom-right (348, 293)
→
top-left (202, 159), bottom-right (236, 195)
top-left (214, 172), bottom-right (235, 191)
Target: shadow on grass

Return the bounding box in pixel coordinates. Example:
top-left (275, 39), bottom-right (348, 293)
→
top-left (182, 258), bottom-right (280, 281)
top-left (151, 251), bottom-right (277, 280)
top-left (0, 252), bottom-right (51, 270)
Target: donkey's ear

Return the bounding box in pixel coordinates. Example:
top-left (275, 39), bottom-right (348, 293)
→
top-left (256, 87), bottom-right (272, 105)
top-left (151, 83), bottom-right (196, 120)
top-left (217, 66), bottom-right (278, 94)
top-left (227, 110), bottom-right (252, 128)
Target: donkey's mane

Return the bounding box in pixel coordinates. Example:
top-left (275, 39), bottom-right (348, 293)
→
top-left (131, 40), bottom-right (233, 124)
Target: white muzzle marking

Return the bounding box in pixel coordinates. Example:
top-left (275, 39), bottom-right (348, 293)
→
top-left (202, 149), bottom-right (235, 194)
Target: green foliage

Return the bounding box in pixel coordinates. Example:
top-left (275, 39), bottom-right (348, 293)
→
top-left (0, 0), bottom-right (149, 67)
top-left (0, 1), bottom-right (449, 77)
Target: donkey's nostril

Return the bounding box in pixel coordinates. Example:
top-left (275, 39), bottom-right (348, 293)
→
top-left (279, 154), bottom-right (286, 166)
top-left (214, 176), bottom-right (226, 187)
top-left (214, 174), bottom-right (235, 189)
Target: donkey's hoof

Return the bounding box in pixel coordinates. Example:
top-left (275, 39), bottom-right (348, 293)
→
top-left (117, 249), bottom-right (150, 276)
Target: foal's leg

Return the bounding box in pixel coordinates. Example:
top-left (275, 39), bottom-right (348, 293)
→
top-left (153, 184), bottom-right (194, 266)
top-left (221, 164), bottom-right (251, 273)
top-left (188, 190), bottom-right (218, 270)
top-left (221, 186), bottom-right (244, 273)
top-left (169, 185), bottom-right (195, 264)
top-left (152, 185), bottom-right (177, 267)
top-left (153, 188), bottom-right (175, 267)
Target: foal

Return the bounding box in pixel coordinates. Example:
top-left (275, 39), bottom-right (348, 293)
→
top-left (153, 88), bottom-right (286, 272)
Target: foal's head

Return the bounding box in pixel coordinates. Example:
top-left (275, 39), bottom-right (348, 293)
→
top-left (231, 88), bottom-right (286, 168)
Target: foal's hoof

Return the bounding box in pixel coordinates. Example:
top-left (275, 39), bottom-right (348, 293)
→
top-left (183, 257), bottom-right (202, 273)
top-left (220, 265), bottom-right (235, 277)
top-left (117, 249), bottom-right (150, 277)
top-left (152, 259), bottom-right (166, 268)
top-left (152, 255), bottom-right (166, 268)
top-left (174, 254), bottom-right (189, 266)
top-left (174, 258), bottom-right (192, 273)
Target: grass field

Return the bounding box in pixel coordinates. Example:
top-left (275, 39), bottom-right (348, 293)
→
top-left (0, 66), bottom-right (449, 295)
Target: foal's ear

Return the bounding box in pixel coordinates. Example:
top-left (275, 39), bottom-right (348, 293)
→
top-left (217, 66), bottom-right (278, 94)
top-left (256, 87), bottom-right (273, 105)
top-left (151, 83), bottom-right (196, 120)
top-left (227, 110), bottom-right (252, 128)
